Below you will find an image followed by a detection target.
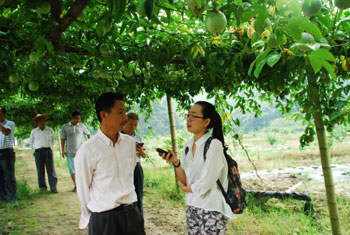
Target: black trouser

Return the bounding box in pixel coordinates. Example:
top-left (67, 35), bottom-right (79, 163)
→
top-left (134, 163), bottom-right (144, 217)
top-left (88, 203), bottom-right (145, 235)
top-left (0, 148), bottom-right (17, 202)
top-left (34, 148), bottom-right (57, 190)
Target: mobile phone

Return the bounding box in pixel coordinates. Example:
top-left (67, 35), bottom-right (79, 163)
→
top-left (156, 148), bottom-right (172, 158)
top-left (137, 143), bottom-right (144, 147)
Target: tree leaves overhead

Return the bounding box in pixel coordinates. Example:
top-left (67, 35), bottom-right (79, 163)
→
top-left (0, 0), bottom-right (349, 142)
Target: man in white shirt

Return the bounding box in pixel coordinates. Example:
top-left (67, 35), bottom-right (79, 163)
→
top-left (60, 111), bottom-right (90, 192)
top-left (75, 93), bottom-right (145, 235)
top-left (29, 114), bottom-right (57, 193)
top-left (0, 106), bottom-right (17, 204)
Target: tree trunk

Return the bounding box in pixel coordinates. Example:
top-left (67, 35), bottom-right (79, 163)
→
top-left (166, 93), bottom-right (180, 192)
top-left (308, 74), bottom-right (342, 235)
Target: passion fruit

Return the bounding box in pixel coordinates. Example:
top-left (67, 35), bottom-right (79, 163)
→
top-left (187, 0), bottom-right (207, 16)
top-left (302, 0), bottom-right (322, 17)
top-left (28, 81), bottom-right (39, 91)
top-left (205, 11), bottom-right (227, 35)
top-left (334, 0), bottom-right (350, 9)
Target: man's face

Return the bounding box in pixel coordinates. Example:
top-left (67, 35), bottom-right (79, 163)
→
top-left (37, 118), bottom-right (46, 129)
top-left (124, 119), bottom-right (138, 135)
top-left (71, 115), bottom-right (81, 125)
top-left (102, 100), bottom-right (128, 132)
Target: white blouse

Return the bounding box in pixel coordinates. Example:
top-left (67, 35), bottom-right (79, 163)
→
top-left (183, 132), bottom-right (235, 220)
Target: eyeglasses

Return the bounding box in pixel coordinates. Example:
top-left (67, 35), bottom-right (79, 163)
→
top-left (185, 113), bottom-right (204, 120)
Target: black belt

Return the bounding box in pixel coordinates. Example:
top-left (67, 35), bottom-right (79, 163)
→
top-left (35, 147), bottom-right (51, 152)
top-left (0, 148), bottom-right (12, 153)
top-left (114, 202), bottom-right (137, 212)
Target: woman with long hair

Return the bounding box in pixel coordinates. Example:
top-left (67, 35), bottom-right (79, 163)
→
top-left (160, 101), bottom-right (235, 234)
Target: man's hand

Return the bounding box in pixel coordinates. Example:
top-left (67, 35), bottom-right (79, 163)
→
top-left (136, 145), bottom-right (147, 158)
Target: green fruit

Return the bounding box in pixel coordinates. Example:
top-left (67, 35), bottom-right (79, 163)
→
top-left (92, 70), bottom-right (100, 79)
top-left (187, 0), bottom-right (207, 16)
top-left (100, 70), bottom-right (109, 79)
top-left (299, 32), bottom-right (315, 51)
top-left (136, 0), bottom-right (146, 17)
top-left (148, 65), bottom-right (155, 72)
top-left (334, 0), bottom-right (350, 9)
top-left (135, 68), bottom-right (142, 75)
top-left (9, 74), bottom-right (18, 83)
top-left (77, 11), bottom-right (85, 21)
top-left (144, 71), bottom-right (151, 79)
top-left (29, 52), bottom-right (40, 62)
top-left (123, 68), bottom-right (133, 78)
top-left (205, 11), bottom-right (227, 35)
top-left (28, 81), bottom-right (39, 91)
top-left (116, 71), bottom-right (123, 78)
top-left (100, 43), bottom-right (110, 55)
top-left (254, 18), bottom-right (271, 35)
top-left (302, 0), bottom-right (322, 17)
top-left (38, 2), bottom-right (51, 14)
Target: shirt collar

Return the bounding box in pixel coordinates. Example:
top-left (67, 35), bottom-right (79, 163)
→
top-left (1, 119), bottom-right (7, 125)
top-left (189, 131), bottom-right (211, 148)
top-left (69, 122), bottom-right (79, 126)
top-left (97, 129), bottom-right (122, 147)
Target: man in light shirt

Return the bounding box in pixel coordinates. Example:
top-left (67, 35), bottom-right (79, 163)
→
top-left (60, 111), bottom-right (90, 192)
top-left (0, 106), bottom-right (17, 204)
top-left (122, 112), bottom-right (147, 217)
top-left (75, 93), bottom-right (145, 235)
top-left (29, 114), bottom-right (57, 193)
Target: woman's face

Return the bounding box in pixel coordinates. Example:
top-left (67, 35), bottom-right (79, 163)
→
top-left (186, 104), bottom-right (209, 134)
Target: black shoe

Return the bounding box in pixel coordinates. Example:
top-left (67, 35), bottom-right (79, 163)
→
top-left (51, 189), bottom-right (58, 194)
top-left (72, 187), bottom-right (77, 192)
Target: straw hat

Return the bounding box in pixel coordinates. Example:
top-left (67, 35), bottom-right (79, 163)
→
top-left (31, 114), bottom-right (51, 126)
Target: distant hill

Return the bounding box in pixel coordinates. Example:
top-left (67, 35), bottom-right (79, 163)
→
top-left (136, 98), bottom-right (302, 136)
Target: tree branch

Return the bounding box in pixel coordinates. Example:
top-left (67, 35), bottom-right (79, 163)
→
top-left (48, 0), bottom-right (91, 44)
top-left (49, 0), bottom-right (63, 23)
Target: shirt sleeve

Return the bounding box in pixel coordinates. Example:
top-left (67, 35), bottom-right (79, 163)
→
top-left (74, 144), bottom-right (93, 229)
top-left (5, 121), bottom-right (15, 134)
top-left (29, 130), bottom-right (34, 149)
top-left (60, 126), bottom-right (66, 139)
top-left (190, 139), bottom-right (225, 197)
top-left (82, 124), bottom-right (90, 136)
top-left (49, 128), bottom-right (55, 146)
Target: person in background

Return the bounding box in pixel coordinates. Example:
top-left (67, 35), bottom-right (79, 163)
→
top-left (75, 93), bottom-right (145, 235)
top-left (0, 106), bottom-right (17, 205)
top-left (60, 111), bottom-right (90, 192)
top-left (159, 101), bottom-right (235, 234)
top-left (29, 114), bottom-right (58, 193)
top-left (122, 112), bottom-right (147, 217)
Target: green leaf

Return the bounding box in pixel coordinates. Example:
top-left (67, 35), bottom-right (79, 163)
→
top-left (330, 112), bottom-right (342, 121)
top-left (287, 17), bottom-right (322, 41)
top-left (310, 49), bottom-right (335, 62)
top-left (308, 56), bottom-right (322, 73)
top-left (254, 57), bottom-right (268, 78)
top-left (267, 53), bottom-right (281, 67)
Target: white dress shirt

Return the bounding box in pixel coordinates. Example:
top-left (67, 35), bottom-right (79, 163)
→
top-left (183, 132), bottom-right (235, 220)
top-left (0, 119), bottom-right (15, 149)
top-left (74, 129), bottom-right (137, 229)
top-left (29, 126), bottom-right (55, 149)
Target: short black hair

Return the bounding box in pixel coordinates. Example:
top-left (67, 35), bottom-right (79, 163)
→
top-left (127, 112), bottom-right (139, 120)
top-left (95, 93), bottom-right (124, 122)
top-left (0, 107), bottom-right (6, 114)
top-left (72, 111), bottom-right (81, 117)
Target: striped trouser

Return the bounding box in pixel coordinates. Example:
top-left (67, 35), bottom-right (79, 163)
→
top-left (186, 205), bottom-right (228, 235)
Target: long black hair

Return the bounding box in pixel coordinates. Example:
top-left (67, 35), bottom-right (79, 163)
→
top-left (195, 101), bottom-right (225, 147)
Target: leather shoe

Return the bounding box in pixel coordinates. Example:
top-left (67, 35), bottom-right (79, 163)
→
top-left (51, 189), bottom-right (58, 194)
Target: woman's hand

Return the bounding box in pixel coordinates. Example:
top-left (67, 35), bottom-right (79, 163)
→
top-left (159, 149), bottom-right (178, 164)
top-left (178, 181), bottom-right (192, 193)
top-left (136, 145), bottom-right (147, 158)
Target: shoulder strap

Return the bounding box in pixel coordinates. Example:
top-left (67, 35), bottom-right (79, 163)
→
top-left (203, 137), bottom-right (214, 161)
